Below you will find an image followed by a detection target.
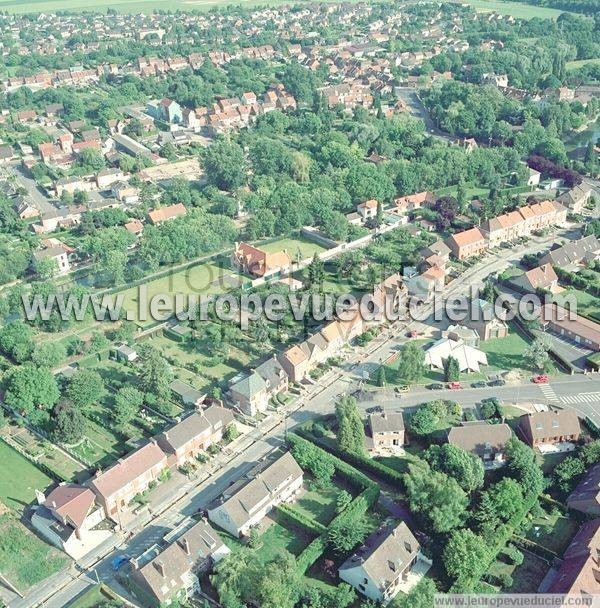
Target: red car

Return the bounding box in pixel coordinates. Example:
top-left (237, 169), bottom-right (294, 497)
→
top-left (447, 382), bottom-right (462, 390)
top-left (532, 375), bottom-right (549, 384)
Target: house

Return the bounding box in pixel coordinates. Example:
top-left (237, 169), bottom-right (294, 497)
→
top-left (278, 344), bottom-right (311, 383)
top-left (424, 336), bottom-right (488, 373)
top-left (444, 325), bottom-right (480, 347)
top-left (231, 242), bottom-right (292, 278)
top-left (129, 518), bottom-right (229, 607)
top-left (446, 227), bottom-right (487, 260)
top-left (148, 203), bottom-right (187, 225)
top-left (447, 421), bottom-right (512, 467)
top-left (89, 440), bottom-right (168, 523)
top-left (518, 409), bottom-right (580, 449)
top-left (207, 451), bottom-right (303, 537)
top-left (31, 483), bottom-right (108, 559)
top-left (527, 167), bottom-right (541, 188)
top-left (96, 168), bottom-right (125, 190)
top-left (567, 463), bottom-right (600, 515)
top-left (157, 405), bottom-right (234, 468)
top-left (147, 98), bottom-right (183, 124)
top-left (124, 219), bottom-right (144, 236)
top-left (539, 236), bottom-right (600, 268)
top-left (513, 264), bottom-right (558, 293)
top-left (394, 191), bottom-right (436, 214)
top-left (420, 240), bottom-right (451, 263)
top-left (557, 184), bottom-right (592, 214)
top-left (366, 411), bottom-right (405, 455)
top-left (228, 371), bottom-right (268, 416)
top-left (545, 519), bottom-right (600, 595)
top-left (339, 521), bottom-right (431, 603)
top-left (540, 303), bottom-right (600, 351)
top-left (357, 199), bottom-right (379, 220)
top-left (254, 356), bottom-right (289, 396)
top-left (114, 343), bottom-right (138, 362)
top-left (371, 273), bottom-right (408, 320)
top-left (0, 145), bottom-right (14, 164)
top-left (112, 181), bottom-right (140, 204)
top-left (170, 379), bottom-right (206, 407)
top-left (465, 298), bottom-right (509, 341)
top-left (33, 245), bottom-right (71, 275)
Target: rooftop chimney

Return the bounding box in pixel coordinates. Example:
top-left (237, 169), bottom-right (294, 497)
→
top-left (154, 560), bottom-right (166, 578)
top-left (180, 537), bottom-right (191, 556)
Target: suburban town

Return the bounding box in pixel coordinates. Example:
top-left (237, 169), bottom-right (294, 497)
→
top-left (0, 0), bottom-right (599, 607)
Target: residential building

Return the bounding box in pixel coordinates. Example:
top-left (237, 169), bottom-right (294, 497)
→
top-left (339, 521), bottom-right (431, 603)
top-left (148, 203), bottom-right (187, 225)
top-left (465, 298), bottom-right (509, 341)
top-left (446, 227), bottom-right (487, 260)
top-left (545, 519), bottom-right (600, 595)
top-left (447, 421), bottom-right (512, 467)
top-left (129, 519), bottom-right (229, 607)
top-left (157, 405), bottom-right (234, 468)
top-left (147, 98), bottom-right (183, 124)
top-left (357, 199), bottom-right (379, 220)
top-left (424, 337), bottom-right (488, 373)
top-left (228, 371), bottom-right (269, 416)
top-left (114, 343), bottom-right (138, 362)
top-left (231, 242), bottom-right (292, 278)
top-left (366, 411), bottom-right (405, 454)
top-left (207, 452), bottom-right (303, 537)
top-left (89, 440), bottom-right (168, 523)
top-left (557, 184), bottom-right (592, 214)
top-left (394, 191), bottom-right (436, 214)
top-left (170, 379), bottom-right (206, 407)
top-left (540, 303), bottom-right (600, 351)
top-left (278, 344), bottom-right (311, 383)
top-left (567, 463), bottom-right (600, 515)
top-left (518, 409), bottom-right (581, 449)
top-left (539, 236), bottom-right (600, 268)
top-left (513, 264), bottom-right (558, 293)
top-left (254, 356), bottom-right (289, 395)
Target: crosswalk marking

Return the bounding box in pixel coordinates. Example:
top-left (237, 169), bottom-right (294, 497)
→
top-left (561, 392), bottom-right (600, 405)
top-left (538, 383), bottom-right (559, 402)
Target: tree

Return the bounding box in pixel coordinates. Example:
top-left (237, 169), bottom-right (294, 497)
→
top-left (552, 456), bottom-right (585, 493)
top-left (32, 342), bottom-right (66, 368)
top-left (524, 336), bottom-right (552, 372)
top-left (202, 139), bottom-right (247, 191)
top-left (327, 514), bottom-right (369, 555)
top-left (473, 478), bottom-right (524, 537)
top-left (396, 342), bottom-right (425, 383)
top-left (52, 401), bottom-right (87, 445)
top-left (443, 355), bottom-right (460, 382)
top-left (4, 365), bottom-right (60, 425)
top-left (223, 423), bottom-right (240, 443)
top-left (306, 253), bottom-right (325, 290)
top-left (505, 437), bottom-right (545, 496)
top-left (0, 320), bottom-right (34, 363)
top-left (67, 369), bottom-right (105, 410)
top-left (113, 386), bottom-right (144, 426)
top-left (395, 578), bottom-right (437, 608)
top-left (376, 366), bottom-right (386, 387)
top-left (409, 405), bottom-right (438, 436)
top-left (290, 436), bottom-right (335, 483)
top-left (442, 529), bottom-right (489, 584)
top-left (138, 343), bottom-right (174, 401)
top-left (335, 396), bottom-right (366, 456)
top-left (424, 444), bottom-right (484, 492)
top-left (403, 463), bottom-right (468, 533)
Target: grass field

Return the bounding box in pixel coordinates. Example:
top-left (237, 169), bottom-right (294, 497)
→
top-left (66, 585), bottom-right (121, 608)
top-left (557, 288), bottom-right (600, 322)
top-left (0, 514), bottom-right (68, 591)
top-left (453, 0), bottom-right (569, 19)
top-left (488, 550), bottom-right (549, 592)
top-left (260, 236), bottom-right (327, 261)
top-left (525, 511), bottom-right (579, 555)
top-left (567, 57), bottom-right (600, 70)
top-left (0, 440), bottom-right (53, 511)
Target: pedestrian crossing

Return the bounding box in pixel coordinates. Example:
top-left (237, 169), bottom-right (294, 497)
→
top-left (538, 383), bottom-right (559, 402)
top-left (560, 392), bottom-right (600, 405)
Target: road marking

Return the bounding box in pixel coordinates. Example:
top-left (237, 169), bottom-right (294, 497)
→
top-left (561, 392), bottom-right (600, 404)
top-left (538, 383), bottom-right (559, 402)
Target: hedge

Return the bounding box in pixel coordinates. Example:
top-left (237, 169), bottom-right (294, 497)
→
top-left (296, 536), bottom-right (327, 574)
top-left (294, 427), bottom-right (405, 487)
top-left (276, 504), bottom-right (327, 536)
top-left (510, 535), bottom-right (556, 563)
top-left (583, 416), bottom-right (600, 439)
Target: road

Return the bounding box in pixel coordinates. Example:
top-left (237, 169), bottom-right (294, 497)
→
top-left (395, 88), bottom-right (453, 141)
top-left (1, 161), bottom-right (55, 214)
top-left (10, 226), bottom-right (596, 608)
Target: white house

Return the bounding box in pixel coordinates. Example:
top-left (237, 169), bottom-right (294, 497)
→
top-left (424, 337), bottom-right (488, 373)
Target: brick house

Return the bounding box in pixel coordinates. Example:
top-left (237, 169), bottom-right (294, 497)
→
top-left (518, 409), bottom-right (580, 449)
top-left (446, 227), bottom-right (487, 260)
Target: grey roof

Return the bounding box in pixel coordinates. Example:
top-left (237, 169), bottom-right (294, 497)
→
top-left (557, 184), bottom-right (591, 208)
top-left (339, 521), bottom-right (419, 591)
top-left (170, 379), bottom-right (205, 403)
top-left (540, 236), bottom-right (600, 267)
top-left (447, 421), bottom-right (512, 458)
top-left (369, 411), bottom-right (404, 434)
top-left (208, 452), bottom-right (303, 530)
top-left (131, 519), bottom-right (225, 604)
top-left (158, 405), bottom-right (233, 452)
top-left (254, 356), bottom-right (287, 388)
top-left (229, 371), bottom-right (267, 399)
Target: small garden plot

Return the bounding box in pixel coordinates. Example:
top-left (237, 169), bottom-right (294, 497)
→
top-left (294, 485), bottom-right (345, 527)
top-left (0, 514), bottom-right (68, 591)
top-left (254, 516), bottom-right (314, 563)
top-left (525, 510), bottom-right (579, 556)
top-left (0, 440), bottom-right (53, 511)
top-left (78, 358), bottom-right (137, 389)
top-left (375, 452), bottom-right (423, 475)
top-left (556, 288), bottom-right (600, 322)
top-left (487, 550), bottom-right (550, 593)
top-left (69, 417), bottom-right (130, 469)
top-left (66, 585), bottom-right (122, 608)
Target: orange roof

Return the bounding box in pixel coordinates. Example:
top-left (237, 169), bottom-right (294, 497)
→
top-left (518, 205), bottom-right (535, 220)
top-left (282, 344), bottom-right (308, 366)
top-left (265, 250), bottom-right (292, 273)
top-left (358, 199), bottom-right (378, 209)
top-left (148, 203), bottom-right (187, 225)
top-left (449, 227), bottom-right (485, 247)
top-left (321, 321), bottom-right (343, 343)
top-left (124, 219), bottom-right (143, 234)
top-left (422, 266), bottom-right (445, 279)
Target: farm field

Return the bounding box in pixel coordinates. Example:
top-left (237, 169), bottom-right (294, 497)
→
top-left (451, 0), bottom-right (569, 19)
top-left (567, 57), bottom-right (600, 69)
top-left (0, 440), bottom-right (53, 511)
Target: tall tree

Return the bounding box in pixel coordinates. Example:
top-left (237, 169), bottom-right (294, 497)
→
top-left (396, 342), bottom-right (425, 383)
top-left (335, 396), bottom-right (366, 456)
top-left (67, 369), bottom-right (106, 411)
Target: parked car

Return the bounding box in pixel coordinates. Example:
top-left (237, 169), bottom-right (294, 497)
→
top-left (395, 385), bottom-right (409, 393)
top-left (407, 330), bottom-right (419, 338)
top-left (428, 383), bottom-right (444, 390)
top-left (488, 379), bottom-right (506, 387)
top-left (447, 382), bottom-right (462, 390)
top-left (471, 381), bottom-right (487, 388)
top-left (366, 406), bottom-right (383, 414)
top-left (532, 375), bottom-right (549, 384)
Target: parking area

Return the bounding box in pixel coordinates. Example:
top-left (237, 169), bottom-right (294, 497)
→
top-left (536, 329), bottom-right (595, 371)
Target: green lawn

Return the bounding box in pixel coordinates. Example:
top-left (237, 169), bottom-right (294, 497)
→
top-left (525, 511), bottom-right (579, 555)
top-left (488, 551), bottom-right (549, 592)
top-left (294, 486), bottom-right (342, 527)
top-left (66, 585), bottom-right (121, 608)
top-left (556, 288), bottom-right (600, 322)
top-left (567, 57), bottom-right (600, 70)
top-left (260, 236), bottom-right (327, 261)
top-left (0, 514), bottom-right (68, 591)
top-left (255, 520), bottom-right (312, 562)
top-left (452, 0), bottom-right (570, 19)
top-left (0, 440), bottom-right (53, 511)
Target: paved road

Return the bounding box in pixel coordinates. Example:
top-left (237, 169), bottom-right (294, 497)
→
top-left (1, 162), bottom-right (55, 214)
top-left (11, 227), bottom-right (594, 608)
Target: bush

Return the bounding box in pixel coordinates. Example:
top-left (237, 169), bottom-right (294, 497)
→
top-left (503, 545), bottom-right (524, 565)
top-left (497, 572), bottom-right (513, 588)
